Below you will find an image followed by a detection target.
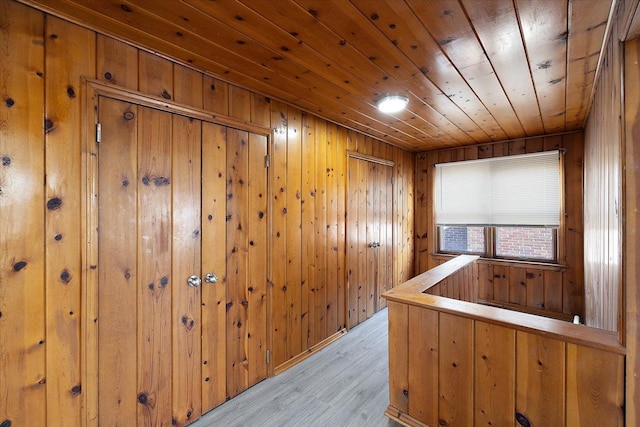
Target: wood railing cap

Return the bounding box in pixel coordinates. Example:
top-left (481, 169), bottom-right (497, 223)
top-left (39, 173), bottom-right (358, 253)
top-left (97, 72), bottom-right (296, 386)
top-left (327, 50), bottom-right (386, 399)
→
top-left (384, 255), bottom-right (625, 355)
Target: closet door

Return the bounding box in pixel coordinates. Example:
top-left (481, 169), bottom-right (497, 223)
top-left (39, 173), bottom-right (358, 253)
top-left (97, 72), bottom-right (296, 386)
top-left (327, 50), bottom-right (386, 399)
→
top-left (201, 124), bottom-right (268, 410)
top-left (347, 155), bottom-right (394, 328)
top-left (97, 98), bottom-right (203, 426)
top-left (95, 98), bottom-right (268, 426)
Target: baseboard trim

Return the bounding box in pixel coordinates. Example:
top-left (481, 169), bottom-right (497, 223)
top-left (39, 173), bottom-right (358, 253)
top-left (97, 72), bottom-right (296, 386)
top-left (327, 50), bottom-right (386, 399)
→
top-left (273, 328), bottom-right (347, 375)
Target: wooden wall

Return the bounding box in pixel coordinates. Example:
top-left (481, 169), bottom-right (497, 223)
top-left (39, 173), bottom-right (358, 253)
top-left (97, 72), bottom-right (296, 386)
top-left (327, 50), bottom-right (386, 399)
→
top-left (583, 7), bottom-right (623, 333)
top-left (624, 33), bottom-right (640, 427)
top-left (414, 133), bottom-right (584, 320)
top-left (386, 298), bottom-right (625, 427)
top-left (0, 1), bottom-right (414, 425)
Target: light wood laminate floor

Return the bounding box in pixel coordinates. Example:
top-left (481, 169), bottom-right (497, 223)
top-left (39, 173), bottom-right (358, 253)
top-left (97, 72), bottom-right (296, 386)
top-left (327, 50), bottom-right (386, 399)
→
top-left (193, 308), bottom-right (399, 427)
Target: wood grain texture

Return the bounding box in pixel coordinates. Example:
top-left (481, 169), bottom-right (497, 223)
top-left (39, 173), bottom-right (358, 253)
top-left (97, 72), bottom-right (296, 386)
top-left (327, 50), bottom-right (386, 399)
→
top-left (407, 307), bottom-right (438, 426)
top-left (246, 132), bottom-right (268, 386)
top-left (96, 34), bottom-right (138, 89)
top-left (583, 13), bottom-right (622, 331)
top-left (624, 35), bottom-right (640, 427)
top-left (171, 115), bottom-right (202, 426)
top-left (0, 3), bottom-right (46, 426)
top-left (1, 4), bottom-right (419, 425)
top-left (515, 332), bottom-right (565, 426)
top-left (20, 0), bottom-right (613, 151)
top-left (201, 122), bottom-right (228, 412)
top-left (44, 15), bottom-right (95, 427)
top-left (136, 106), bottom-right (173, 426)
top-left (438, 313), bottom-right (473, 427)
top-left (474, 321), bottom-right (515, 427)
top-left (387, 302), bottom-right (409, 414)
top-left (226, 127), bottom-right (250, 400)
top-left (96, 97), bottom-right (138, 426)
top-left (566, 344), bottom-right (624, 426)
top-left (385, 256), bottom-right (624, 427)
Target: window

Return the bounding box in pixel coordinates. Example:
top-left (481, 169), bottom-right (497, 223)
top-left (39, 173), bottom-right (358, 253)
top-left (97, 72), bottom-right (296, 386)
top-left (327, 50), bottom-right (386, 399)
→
top-left (435, 151), bottom-right (561, 262)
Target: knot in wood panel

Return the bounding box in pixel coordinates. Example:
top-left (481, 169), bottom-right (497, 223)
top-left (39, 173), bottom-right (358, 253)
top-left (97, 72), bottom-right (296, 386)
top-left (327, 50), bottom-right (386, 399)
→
top-left (13, 261), bottom-right (27, 272)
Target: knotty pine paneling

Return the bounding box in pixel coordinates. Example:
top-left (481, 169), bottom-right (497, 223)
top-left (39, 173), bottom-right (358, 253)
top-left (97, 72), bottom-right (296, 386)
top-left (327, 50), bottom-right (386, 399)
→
top-left (44, 14), bottom-right (95, 427)
top-left (0, 2), bottom-right (415, 425)
top-left (386, 296), bottom-right (624, 427)
top-left (415, 134), bottom-right (584, 320)
top-left (0, 2), bottom-right (46, 426)
top-left (584, 12), bottom-right (623, 332)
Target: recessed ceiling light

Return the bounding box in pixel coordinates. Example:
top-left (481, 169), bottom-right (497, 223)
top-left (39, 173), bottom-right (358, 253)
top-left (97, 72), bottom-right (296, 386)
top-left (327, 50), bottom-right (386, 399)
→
top-left (376, 95), bottom-right (409, 114)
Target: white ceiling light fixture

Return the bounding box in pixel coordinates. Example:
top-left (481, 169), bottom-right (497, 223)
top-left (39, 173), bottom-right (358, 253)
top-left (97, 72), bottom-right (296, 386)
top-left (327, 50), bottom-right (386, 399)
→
top-left (376, 95), bottom-right (409, 114)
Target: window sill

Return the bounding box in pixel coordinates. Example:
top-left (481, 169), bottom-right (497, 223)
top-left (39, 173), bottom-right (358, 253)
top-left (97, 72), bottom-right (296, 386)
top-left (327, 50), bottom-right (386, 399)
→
top-left (432, 253), bottom-right (568, 271)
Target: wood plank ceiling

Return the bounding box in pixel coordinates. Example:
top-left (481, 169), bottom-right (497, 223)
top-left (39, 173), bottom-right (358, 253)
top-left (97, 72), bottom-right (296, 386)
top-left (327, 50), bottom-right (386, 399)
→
top-left (22, 0), bottom-right (614, 151)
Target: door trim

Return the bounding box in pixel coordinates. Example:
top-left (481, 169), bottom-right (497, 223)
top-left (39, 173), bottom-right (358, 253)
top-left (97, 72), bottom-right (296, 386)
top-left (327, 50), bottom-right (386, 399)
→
top-left (81, 78), bottom-right (273, 426)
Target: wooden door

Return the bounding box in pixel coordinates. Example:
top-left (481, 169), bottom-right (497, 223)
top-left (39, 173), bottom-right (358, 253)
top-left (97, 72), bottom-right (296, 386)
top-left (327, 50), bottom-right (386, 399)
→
top-left (200, 124), bottom-right (269, 411)
top-left (347, 154), bottom-right (394, 329)
top-left (96, 97), bottom-right (267, 426)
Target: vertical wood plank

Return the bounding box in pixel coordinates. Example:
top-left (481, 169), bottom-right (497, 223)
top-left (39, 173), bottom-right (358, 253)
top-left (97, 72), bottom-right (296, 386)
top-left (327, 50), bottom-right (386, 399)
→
top-left (624, 37), bottom-right (640, 424)
top-left (314, 118), bottom-right (328, 337)
top-left (171, 115), bottom-right (202, 426)
top-left (0, 3), bottom-right (46, 426)
top-left (202, 76), bottom-right (229, 116)
top-left (136, 106), bottom-right (173, 426)
top-left (336, 127), bottom-right (347, 329)
top-left (477, 263), bottom-right (493, 301)
top-left (474, 321), bottom-right (515, 427)
top-left (247, 132), bottom-right (268, 387)
top-left (286, 107), bottom-right (303, 357)
top-left (526, 269), bottom-right (544, 309)
top-left (387, 302), bottom-right (409, 414)
top-left (492, 265), bottom-right (510, 302)
top-left (347, 155), bottom-right (359, 329)
top-left (96, 35), bottom-right (138, 89)
top-left (366, 160), bottom-right (377, 318)
top-left (509, 267), bottom-right (528, 306)
top-left (379, 163), bottom-right (393, 309)
top-left (301, 114), bottom-right (316, 347)
top-left (356, 157), bottom-right (368, 324)
top-left (138, 51), bottom-right (173, 100)
top-left (173, 64), bottom-right (203, 109)
top-left (250, 93), bottom-right (271, 128)
top-left (229, 84), bottom-right (251, 122)
top-left (439, 313), bottom-right (473, 426)
top-left (44, 16), bottom-right (95, 427)
top-left (408, 307), bottom-right (438, 426)
top-left (566, 344), bottom-right (624, 426)
top-left (96, 98), bottom-right (138, 427)
top-left (544, 270), bottom-right (564, 313)
top-left (515, 332), bottom-right (565, 426)
top-left (563, 132), bottom-right (585, 318)
top-left (201, 123), bottom-right (227, 411)
top-left (415, 153), bottom-right (430, 274)
top-left (326, 123), bottom-right (339, 333)
top-left (270, 101), bottom-right (288, 365)
top-left (226, 128), bottom-right (249, 399)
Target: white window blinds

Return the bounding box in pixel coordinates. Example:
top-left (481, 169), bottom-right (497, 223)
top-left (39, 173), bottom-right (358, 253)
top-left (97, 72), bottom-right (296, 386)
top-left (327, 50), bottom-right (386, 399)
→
top-left (435, 151), bottom-right (560, 226)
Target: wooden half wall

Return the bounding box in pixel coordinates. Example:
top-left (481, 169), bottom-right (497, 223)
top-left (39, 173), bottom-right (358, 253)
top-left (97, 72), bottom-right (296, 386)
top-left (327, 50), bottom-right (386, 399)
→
top-left (414, 133), bottom-right (584, 320)
top-left (0, 1), bottom-right (415, 426)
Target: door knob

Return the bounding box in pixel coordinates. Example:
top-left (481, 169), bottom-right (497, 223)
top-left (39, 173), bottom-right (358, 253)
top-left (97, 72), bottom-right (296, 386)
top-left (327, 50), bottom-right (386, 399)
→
top-left (204, 273), bottom-right (218, 284)
top-left (187, 275), bottom-right (202, 287)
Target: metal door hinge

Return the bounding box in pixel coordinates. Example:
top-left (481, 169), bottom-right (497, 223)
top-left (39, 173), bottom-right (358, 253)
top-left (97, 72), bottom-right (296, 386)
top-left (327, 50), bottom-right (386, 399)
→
top-left (96, 123), bottom-right (102, 143)
top-left (266, 349), bottom-right (271, 364)
top-left (265, 154), bottom-right (270, 168)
